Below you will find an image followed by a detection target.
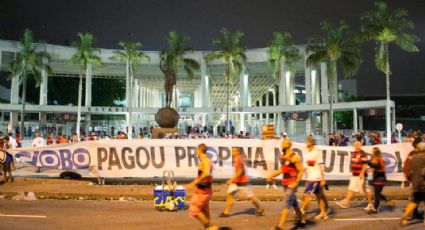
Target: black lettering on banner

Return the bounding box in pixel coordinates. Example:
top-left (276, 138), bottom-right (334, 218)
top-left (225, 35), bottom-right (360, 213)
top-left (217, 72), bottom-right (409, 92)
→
top-left (337, 150), bottom-right (349, 173)
top-left (175, 147), bottom-right (186, 167)
top-left (108, 147), bottom-right (123, 170)
top-left (187, 147), bottom-right (199, 167)
top-left (395, 151), bottom-right (403, 172)
top-left (135, 147), bottom-right (150, 169)
top-left (322, 150), bottom-right (335, 173)
top-left (151, 147), bottom-right (165, 169)
top-left (97, 147), bottom-right (108, 170)
top-left (240, 147), bottom-right (252, 167)
top-left (292, 148), bottom-right (303, 162)
top-left (254, 147), bottom-right (267, 170)
top-left (218, 147), bottom-right (231, 166)
top-left (121, 147), bottom-right (135, 169)
top-left (274, 148), bottom-right (281, 170)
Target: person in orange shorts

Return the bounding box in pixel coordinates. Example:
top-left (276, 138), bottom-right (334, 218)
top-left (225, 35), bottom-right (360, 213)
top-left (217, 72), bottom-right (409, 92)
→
top-left (219, 147), bottom-right (264, 217)
top-left (186, 143), bottom-right (217, 230)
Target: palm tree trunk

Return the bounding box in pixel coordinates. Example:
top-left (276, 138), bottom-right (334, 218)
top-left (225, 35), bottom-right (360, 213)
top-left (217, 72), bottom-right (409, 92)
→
top-left (226, 61), bottom-right (230, 133)
top-left (76, 71), bottom-right (83, 140)
top-left (329, 62), bottom-right (336, 135)
top-left (385, 42), bottom-right (391, 144)
top-left (20, 76), bottom-right (27, 138)
top-left (128, 63), bottom-right (133, 139)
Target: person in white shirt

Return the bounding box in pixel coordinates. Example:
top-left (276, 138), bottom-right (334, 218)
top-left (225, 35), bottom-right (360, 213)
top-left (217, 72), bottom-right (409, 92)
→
top-left (32, 131), bottom-right (46, 173)
top-left (32, 131), bottom-right (46, 147)
top-left (7, 133), bottom-right (18, 149)
top-left (300, 136), bottom-right (328, 220)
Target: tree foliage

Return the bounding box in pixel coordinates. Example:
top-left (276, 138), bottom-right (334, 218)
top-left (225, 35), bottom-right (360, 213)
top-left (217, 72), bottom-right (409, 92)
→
top-left (360, 0), bottom-right (419, 75)
top-left (267, 32), bottom-right (301, 78)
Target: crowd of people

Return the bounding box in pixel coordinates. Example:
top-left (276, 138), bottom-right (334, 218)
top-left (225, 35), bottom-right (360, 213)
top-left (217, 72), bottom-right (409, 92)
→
top-left (1, 128), bottom-right (424, 229)
top-left (187, 137), bottom-right (425, 230)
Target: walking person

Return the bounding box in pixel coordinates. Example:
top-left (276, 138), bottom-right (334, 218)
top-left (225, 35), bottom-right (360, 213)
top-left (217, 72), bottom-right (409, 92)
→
top-left (401, 142), bottom-right (425, 226)
top-left (219, 147), bottom-right (264, 217)
top-left (367, 147), bottom-right (394, 213)
top-left (2, 136), bottom-right (15, 183)
top-left (336, 141), bottom-right (373, 209)
top-left (300, 136), bottom-right (328, 219)
top-left (186, 143), bottom-right (217, 230)
top-left (267, 139), bottom-right (305, 230)
top-left (404, 139), bottom-right (423, 219)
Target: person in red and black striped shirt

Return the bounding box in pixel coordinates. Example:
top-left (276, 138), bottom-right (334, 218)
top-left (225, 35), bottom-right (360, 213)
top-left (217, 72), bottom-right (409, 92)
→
top-left (336, 141), bottom-right (373, 209)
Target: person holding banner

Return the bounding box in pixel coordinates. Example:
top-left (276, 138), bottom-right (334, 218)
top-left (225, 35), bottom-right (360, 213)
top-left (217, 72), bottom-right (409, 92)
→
top-left (336, 141), bottom-right (373, 210)
top-left (219, 147), bottom-right (264, 218)
top-left (267, 139), bottom-right (305, 230)
top-left (186, 143), bottom-right (217, 230)
top-left (300, 137), bottom-right (328, 220)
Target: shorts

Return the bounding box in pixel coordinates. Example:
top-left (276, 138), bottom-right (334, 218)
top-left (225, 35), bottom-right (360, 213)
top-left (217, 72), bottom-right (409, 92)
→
top-left (304, 181), bottom-right (321, 195)
top-left (412, 192), bottom-right (425, 204)
top-left (283, 186), bottom-right (299, 209)
top-left (227, 183), bottom-right (254, 198)
top-left (348, 176), bottom-right (370, 193)
top-left (189, 189), bottom-right (212, 217)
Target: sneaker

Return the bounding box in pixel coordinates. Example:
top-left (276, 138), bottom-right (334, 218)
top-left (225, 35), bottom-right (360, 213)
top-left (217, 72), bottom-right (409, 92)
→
top-left (367, 208), bottom-right (378, 214)
top-left (256, 208), bottom-right (264, 216)
top-left (219, 212), bottom-right (230, 218)
top-left (272, 184), bottom-right (278, 189)
top-left (314, 213), bottom-right (329, 220)
top-left (336, 201), bottom-right (349, 209)
top-left (265, 184), bottom-right (270, 189)
top-left (364, 203), bottom-right (374, 211)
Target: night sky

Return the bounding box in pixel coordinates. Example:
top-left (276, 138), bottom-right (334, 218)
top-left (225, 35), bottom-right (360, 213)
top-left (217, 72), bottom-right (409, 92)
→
top-left (1, 0), bottom-right (424, 98)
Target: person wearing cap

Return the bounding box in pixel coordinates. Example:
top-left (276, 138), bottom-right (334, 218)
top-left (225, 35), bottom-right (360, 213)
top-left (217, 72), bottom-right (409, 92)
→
top-left (401, 142), bottom-right (425, 226)
top-left (219, 147), bottom-right (264, 217)
top-left (186, 143), bottom-right (217, 230)
top-left (267, 139), bottom-right (305, 229)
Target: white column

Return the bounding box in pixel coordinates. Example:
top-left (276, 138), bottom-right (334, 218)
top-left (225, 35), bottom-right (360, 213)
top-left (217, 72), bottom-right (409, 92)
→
top-left (359, 115), bottom-right (364, 131)
top-left (239, 66), bottom-right (248, 132)
top-left (320, 63), bottom-right (329, 135)
top-left (10, 73), bottom-right (20, 129)
top-left (39, 58), bottom-right (48, 135)
top-left (277, 59), bottom-right (286, 135)
top-left (201, 59), bottom-right (210, 127)
top-left (304, 51), bottom-right (312, 136)
top-left (353, 108), bottom-right (358, 133)
top-left (85, 64), bottom-right (93, 134)
top-left (272, 89), bottom-right (277, 135)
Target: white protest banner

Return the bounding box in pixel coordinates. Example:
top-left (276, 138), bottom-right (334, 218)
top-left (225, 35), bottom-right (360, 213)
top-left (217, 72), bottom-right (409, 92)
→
top-left (7, 139), bottom-right (413, 181)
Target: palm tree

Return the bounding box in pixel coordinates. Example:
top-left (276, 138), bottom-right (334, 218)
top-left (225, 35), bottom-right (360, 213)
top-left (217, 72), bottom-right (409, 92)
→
top-left (207, 27), bottom-right (247, 133)
top-left (9, 29), bottom-right (52, 137)
top-left (306, 21), bottom-right (361, 134)
top-left (110, 41), bottom-right (150, 139)
top-left (160, 31), bottom-right (200, 109)
top-left (268, 32), bottom-right (301, 80)
top-left (360, 0), bottom-right (419, 144)
top-left (69, 33), bottom-right (102, 139)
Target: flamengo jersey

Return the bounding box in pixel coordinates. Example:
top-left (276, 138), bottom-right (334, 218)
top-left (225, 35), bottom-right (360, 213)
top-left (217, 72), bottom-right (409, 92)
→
top-left (351, 150), bottom-right (368, 176)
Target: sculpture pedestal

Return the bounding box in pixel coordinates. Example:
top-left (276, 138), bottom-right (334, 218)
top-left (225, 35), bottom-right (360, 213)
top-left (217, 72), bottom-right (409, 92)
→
top-left (151, 128), bottom-right (178, 139)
